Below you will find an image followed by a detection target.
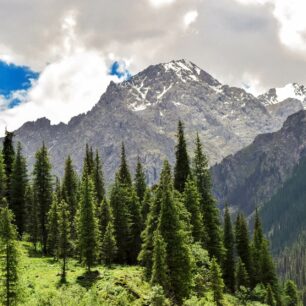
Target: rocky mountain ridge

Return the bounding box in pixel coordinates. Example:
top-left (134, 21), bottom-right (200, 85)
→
top-left (11, 59), bottom-right (303, 184)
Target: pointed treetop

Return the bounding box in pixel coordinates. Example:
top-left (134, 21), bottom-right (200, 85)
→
top-left (117, 142), bottom-right (132, 186)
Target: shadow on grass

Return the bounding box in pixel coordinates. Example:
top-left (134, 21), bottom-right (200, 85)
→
top-left (76, 270), bottom-right (100, 289)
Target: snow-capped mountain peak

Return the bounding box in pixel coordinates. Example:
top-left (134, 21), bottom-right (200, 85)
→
top-left (259, 83), bottom-right (306, 106)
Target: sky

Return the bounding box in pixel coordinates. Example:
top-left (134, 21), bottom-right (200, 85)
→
top-left (1, 0), bottom-right (306, 135)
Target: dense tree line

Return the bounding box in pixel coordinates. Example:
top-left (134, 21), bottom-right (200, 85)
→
top-left (0, 125), bottom-right (301, 305)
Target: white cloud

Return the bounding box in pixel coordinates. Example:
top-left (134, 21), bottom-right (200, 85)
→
top-left (0, 51), bottom-right (124, 136)
top-left (183, 10), bottom-right (199, 28)
top-left (149, 0), bottom-right (176, 8)
top-left (233, 0), bottom-right (306, 52)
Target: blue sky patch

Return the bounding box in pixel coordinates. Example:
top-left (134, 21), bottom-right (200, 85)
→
top-left (109, 61), bottom-right (131, 80)
top-left (0, 60), bottom-right (39, 98)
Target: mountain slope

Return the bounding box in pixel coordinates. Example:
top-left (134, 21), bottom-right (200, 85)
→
top-left (12, 59), bottom-right (298, 182)
top-left (211, 110), bottom-right (306, 215)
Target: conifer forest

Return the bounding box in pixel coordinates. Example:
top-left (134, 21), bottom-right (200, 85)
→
top-left (0, 122), bottom-right (301, 305)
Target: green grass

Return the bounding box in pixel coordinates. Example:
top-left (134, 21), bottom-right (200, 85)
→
top-left (16, 243), bottom-right (268, 305)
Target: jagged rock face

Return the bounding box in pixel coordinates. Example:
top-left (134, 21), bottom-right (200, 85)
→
top-left (11, 60), bottom-right (301, 184)
top-left (211, 110), bottom-right (306, 216)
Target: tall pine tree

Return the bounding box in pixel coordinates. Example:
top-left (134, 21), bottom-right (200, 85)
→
top-left (223, 205), bottom-right (236, 293)
top-left (109, 176), bottom-right (130, 263)
top-left (62, 155), bottom-right (78, 234)
top-left (0, 153), bottom-right (7, 204)
top-left (2, 130), bottom-right (15, 205)
top-left (33, 143), bottom-right (53, 254)
top-left (0, 202), bottom-right (19, 306)
top-left (117, 143), bottom-right (132, 187)
top-left (58, 200), bottom-right (71, 283)
top-left (235, 213), bottom-right (253, 285)
top-left (209, 257), bottom-right (225, 306)
top-left (174, 120), bottom-right (190, 193)
top-left (93, 150), bottom-right (105, 205)
top-left (77, 166), bottom-right (99, 271)
top-left (157, 160), bottom-right (192, 303)
top-left (193, 133), bottom-right (224, 263)
top-left (10, 142), bottom-right (28, 236)
top-left (101, 221), bottom-right (117, 267)
top-left (134, 156), bottom-right (147, 203)
top-left (182, 177), bottom-right (204, 243)
top-left (47, 194), bottom-right (59, 257)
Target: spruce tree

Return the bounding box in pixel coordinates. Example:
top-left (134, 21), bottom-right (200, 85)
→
top-left (101, 221), bottom-right (117, 266)
top-left (77, 166), bottom-right (99, 271)
top-left (284, 280), bottom-right (299, 306)
top-left (62, 155), bottom-right (78, 233)
top-left (58, 200), bottom-right (71, 283)
top-left (236, 258), bottom-right (249, 289)
top-left (151, 230), bottom-right (169, 292)
top-left (0, 153), bottom-right (7, 203)
top-left (117, 143), bottom-right (132, 186)
top-left (25, 185), bottom-right (39, 251)
top-left (265, 284), bottom-right (276, 306)
top-left (55, 177), bottom-right (61, 201)
top-left (98, 198), bottom-right (112, 238)
top-left (158, 160), bottom-right (192, 303)
top-left (2, 130), bottom-right (15, 204)
top-left (223, 205), bottom-right (236, 293)
top-left (128, 188), bottom-right (142, 264)
top-left (10, 143), bottom-right (27, 236)
top-left (193, 133), bottom-right (223, 263)
top-left (33, 143), bottom-right (53, 254)
top-left (182, 177), bottom-right (203, 243)
top-left (174, 120), bottom-right (190, 193)
top-left (235, 213), bottom-right (253, 284)
top-left (261, 239), bottom-right (277, 287)
top-left (109, 176), bottom-right (130, 263)
top-left (84, 144), bottom-right (94, 176)
top-left (93, 150), bottom-right (105, 205)
top-left (0, 202), bottom-right (19, 306)
top-left (141, 189), bottom-right (152, 227)
top-left (47, 194), bottom-right (59, 258)
top-left (138, 163), bottom-right (171, 276)
top-left (252, 209), bottom-right (264, 286)
top-left (209, 257), bottom-right (225, 306)
top-left (134, 156), bottom-right (147, 203)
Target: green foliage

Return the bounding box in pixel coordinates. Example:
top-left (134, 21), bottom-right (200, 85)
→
top-left (58, 200), bottom-right (71, 282)
top-left (265, 284), bottom-right (276, 306)
top-left (84, 144), bottom-right (94, 176)
top-left (47, 194), bottom-right (59, 257)
top-left (157, 161), bottom-right (192, 303)
top-left (284, 280), bottom-right (299, 306)
top-left (236, 257), bottom-right (249, 289)
top-left (109, 177), bottom-right (130, 264)
top-left (151, 231), bottom-right (169, 291)
top-left (192, 133), bottom-right (224, 263)
top-left (0, 153), bottom-right (7, 202)
top-left (62, 155), bottom-right (78, 237)
top-left (182, 177), bottom-right (204, 243)
top-left (140, 189), bottom-right (152, 226)
top-left (235, 213), bottom-right (253, 284)
top-left (77, 167), bottom-right (100, 271)
top-left (147, 285), bottom-right (171, 306)
top-left (100, 221), bottom-right (117, 266)
top-left (128, 188), bottom-right (142, 264)
top-left (209, 257), bottom-right (224, 305)
top-left (117, 143), bottom-right (132, 187)
top-left (134, 156), bottom-right (147, 203)
top-left (2, 130), bottom-right (15, 203)
top-left (97, 198), bottom-right (112, 239)
top-left (0, 203), bottom-right (20, 306)
top-left (223, 205), bottom-right (236, 293)
top-left (10, 142), bottom-right (28, 236)
top-left (93, 150), bottom-right (105, 205)
top-left (174, 120), bottom-right (190, 193)
top-left (33, 143), bottom-right (53, 254)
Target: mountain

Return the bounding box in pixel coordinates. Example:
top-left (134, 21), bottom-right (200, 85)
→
top-left (12, 59), bottom-right (300, 183)
top-left (211, 110), bottom-right (306, 216)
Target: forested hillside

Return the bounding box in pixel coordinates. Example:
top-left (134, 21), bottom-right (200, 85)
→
top-left (0, 123), bottom-right (300, 305)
